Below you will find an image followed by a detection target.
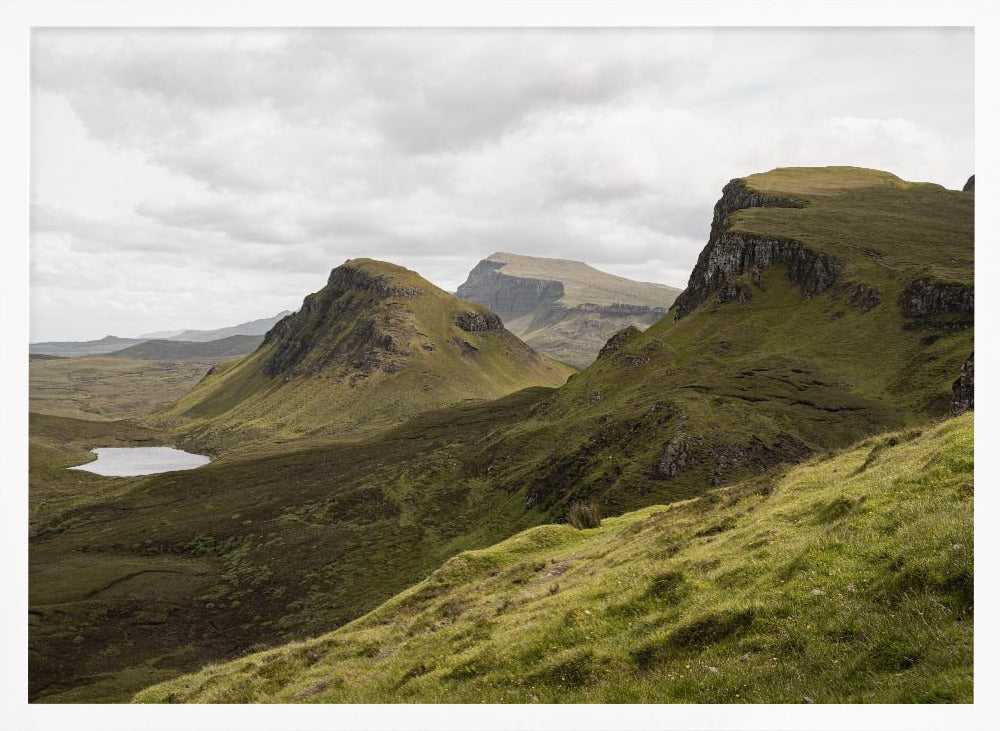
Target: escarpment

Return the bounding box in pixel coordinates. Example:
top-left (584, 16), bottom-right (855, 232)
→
top-left (672, 180), bottom-right (841, 319)
top-left (456, 252), bottom-right (680, 368)
top-left (457, 260), bottom-right (566, 319)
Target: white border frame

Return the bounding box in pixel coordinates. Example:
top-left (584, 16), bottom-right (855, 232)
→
top-left (2, 2), bottom-right (997, 730)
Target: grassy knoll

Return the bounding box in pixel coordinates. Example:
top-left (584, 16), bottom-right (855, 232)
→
top-left (136, 413), bottom-right (973, 703)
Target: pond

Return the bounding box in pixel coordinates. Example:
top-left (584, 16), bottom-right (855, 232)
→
top-left (68, 447), bottom-right (211, 477)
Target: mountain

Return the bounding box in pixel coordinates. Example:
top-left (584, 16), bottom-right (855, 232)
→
top-left (31, 312), bottom-right (291, 358)
top-left (113, 334), bottom-right (264, 360)
top-left (456, 252), bottom-right (681, 368)
top-left (162, 311), bottom-right (292, 342)
top-left (136, 328), bottom-right (186, 339)
top-left (29, 167), bottom-right (974, 703)
top-left (158, 259), bottom-right (575, 445)
top-left (29, 335), bottom-right (149, 358)
top-left (136, 413), bottom-right (973, 704)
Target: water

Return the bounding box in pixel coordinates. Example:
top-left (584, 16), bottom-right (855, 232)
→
top-left (68, 447), bottom-right (210, 477)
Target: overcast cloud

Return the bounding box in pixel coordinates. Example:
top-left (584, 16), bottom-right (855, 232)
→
top-left (30, 27), bottom-right (973, 341)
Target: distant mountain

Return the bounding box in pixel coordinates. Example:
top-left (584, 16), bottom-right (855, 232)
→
top-left (136, 328), bottom-right (186, 339)
top-left (456, 252), bottom-right (681, 368)
top-left (160, 259), bottom-right (574, 445)
top-left (30, 311), bottom-right (291, 358)
top-left (28, 335), bottom-right (149, 358)
top-left (113, 334), bottom-right (264, 360)
top-left (163, 311), bottom-right (292, 342)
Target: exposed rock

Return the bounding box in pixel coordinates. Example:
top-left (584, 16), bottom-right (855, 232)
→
top-left (325, 264), bottom-right (421, 298)
top-left (898, 278), bottom-right (974, 318)
top-left (454, 310), bottom-right (505, 332)
top-left (963, 174), bottom-right (975, 192)
top-left (457, 260), bottom-right (565, 319)
top-left (713, 280), bottom-right (753, 305)
top-left (658, 436), bottom-right (691, 478)
top-left (673, 180), bottom-right (841, 320)
top-left (708, 433), bottom-right (812, 486)
top-left (844, 283), bottom-right (882, 312)
top-left (597, 326), bottom-right (642, 359)
top-left (951, 352), bottom-right (974, 415)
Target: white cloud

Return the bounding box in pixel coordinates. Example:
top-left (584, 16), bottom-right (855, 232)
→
top-left (30, 28), bottom-right (973, 341)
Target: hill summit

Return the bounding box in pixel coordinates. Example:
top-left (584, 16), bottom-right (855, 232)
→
top-left (456, 252), bottom-right (681, 368)
top-left (161, 258), bottom-right (574, 445)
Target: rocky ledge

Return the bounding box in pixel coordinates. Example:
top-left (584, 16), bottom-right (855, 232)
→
top-left (455, 310), bottom-right (505, 332)
top-left (326, 264), bottom-right (421, 298)
top-left (899, 277), bottom-right (974, 319)
top-left (672, 180), bottom-right (842, 319)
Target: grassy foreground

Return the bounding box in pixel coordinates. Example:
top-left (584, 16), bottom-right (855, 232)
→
top-left (136, 413), bottom-right (973, 704)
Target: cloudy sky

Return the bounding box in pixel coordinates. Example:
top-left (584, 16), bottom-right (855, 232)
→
top-left (30, 27), bottom-right (973, 342)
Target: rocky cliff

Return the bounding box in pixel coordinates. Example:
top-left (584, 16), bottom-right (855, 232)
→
top-left (672, 180), bottom-right (843, 319)
top-left (456, 252), bottom-right (680, 368)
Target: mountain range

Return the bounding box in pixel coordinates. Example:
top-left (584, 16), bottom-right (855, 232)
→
top-left (28, 166), bottom-right (974, 704)
top-left (30, 311), bottom-right (291, 358)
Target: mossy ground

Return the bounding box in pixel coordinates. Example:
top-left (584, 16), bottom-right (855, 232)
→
top-left (136, 414), bottom-right (973, 704)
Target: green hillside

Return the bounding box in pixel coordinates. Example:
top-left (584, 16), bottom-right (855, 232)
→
top-left (113, 335), bottom-right (264, 360)
top-left (136, 413), bottom-right (973, 704)
top-left (158, 259), bottom-right (574, 447)
top-left (474, 166), bottom-right (973, 519)
top-left (29, 167), bottom-right (974, 703)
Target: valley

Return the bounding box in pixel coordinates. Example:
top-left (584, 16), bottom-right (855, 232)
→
top-left (27, 166), bottom-right (974, 705)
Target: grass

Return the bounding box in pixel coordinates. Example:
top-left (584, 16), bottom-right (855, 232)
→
top-left (29, 167), bottom-right (974, 703)
top-left (134, 413), bottom-right (973, 703)
top-left (155, 259), bottom-right (575, 449)
top-left (30, 356), bottom-right (221, 422)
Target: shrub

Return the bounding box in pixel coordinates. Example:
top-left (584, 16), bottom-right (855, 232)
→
top-left (568, 502), bottom-right (601, 529)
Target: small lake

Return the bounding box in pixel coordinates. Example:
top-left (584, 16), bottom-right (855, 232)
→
top-left (68, 447), bottom-right (211, 477)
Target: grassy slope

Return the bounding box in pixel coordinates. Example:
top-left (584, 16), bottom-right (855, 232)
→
top-left (157, 259), bottom-right (574, 448)
top-left (136, 413), bottom-right (973, 704)
top-left (30, 356), bottom-right (220, 422)
top-left (29, 168), bottom-right (973, 703)
top-left (29, 389), bottom-right (563, 702)
top-left (476, 167), bottom-right (973, 519)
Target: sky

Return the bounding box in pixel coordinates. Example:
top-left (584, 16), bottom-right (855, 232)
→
top-left (29, 27), bottom-right (974, 342)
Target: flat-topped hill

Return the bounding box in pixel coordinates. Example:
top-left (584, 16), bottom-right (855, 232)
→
top-left (457, 252), bottom-right (681, 368)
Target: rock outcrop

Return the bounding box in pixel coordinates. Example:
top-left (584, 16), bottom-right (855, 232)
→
top-left (963, 175), bottom-right (975, 192)
top-left (951, 352), bottom-right (974, 415)
top-left (455, 310), bottom-right (505, 332)
top-left (898, 277), bottom-right (974, 319)
top-left (597, 326), bottom-right (642, 360)
top-left (672, 180), bottom-right (842, 319)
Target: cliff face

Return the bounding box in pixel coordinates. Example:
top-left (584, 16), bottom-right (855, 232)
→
top-left (456, 253), bottom-right (679, 368)
top-left (456, 260), bottom-right (566, 319)
top-left (672, 180), bottom-right (842, 319)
